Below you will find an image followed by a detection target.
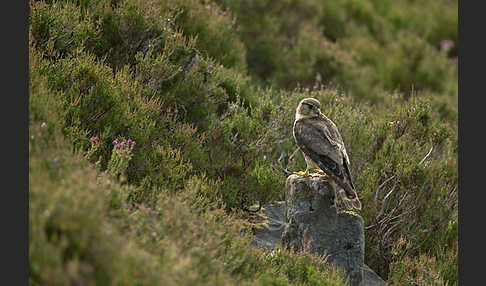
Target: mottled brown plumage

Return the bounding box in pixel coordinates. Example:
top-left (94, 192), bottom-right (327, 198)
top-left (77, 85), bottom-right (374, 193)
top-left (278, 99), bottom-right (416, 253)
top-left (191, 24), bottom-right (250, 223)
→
top-left (293, 98), bottom-right (361, 210)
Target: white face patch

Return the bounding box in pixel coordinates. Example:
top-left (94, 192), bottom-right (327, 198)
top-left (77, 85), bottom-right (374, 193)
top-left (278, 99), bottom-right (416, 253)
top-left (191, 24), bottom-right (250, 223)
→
top-left (296, 102), bottom-right (319, 120)
top-left (295, 98), bottom-right (322, 121)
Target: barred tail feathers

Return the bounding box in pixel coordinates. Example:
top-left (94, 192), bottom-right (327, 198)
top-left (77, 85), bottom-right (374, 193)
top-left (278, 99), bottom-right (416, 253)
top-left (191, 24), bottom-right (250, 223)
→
top-left (338, 189), bottom-right (362, 210)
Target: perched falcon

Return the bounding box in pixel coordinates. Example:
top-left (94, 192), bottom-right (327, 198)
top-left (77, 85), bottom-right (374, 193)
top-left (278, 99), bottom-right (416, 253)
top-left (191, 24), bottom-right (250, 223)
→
top-left (293, 98), bottom-right (361, 210)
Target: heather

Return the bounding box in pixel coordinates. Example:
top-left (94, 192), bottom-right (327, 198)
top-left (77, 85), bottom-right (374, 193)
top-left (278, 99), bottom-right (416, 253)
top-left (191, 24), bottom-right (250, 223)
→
top-left (29, 0), bottom-right (457, 285)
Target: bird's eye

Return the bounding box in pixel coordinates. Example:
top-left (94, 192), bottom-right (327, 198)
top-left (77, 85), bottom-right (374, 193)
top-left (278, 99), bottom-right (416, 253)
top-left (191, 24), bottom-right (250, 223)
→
top-left (302, 102), bottom-right (315, 110)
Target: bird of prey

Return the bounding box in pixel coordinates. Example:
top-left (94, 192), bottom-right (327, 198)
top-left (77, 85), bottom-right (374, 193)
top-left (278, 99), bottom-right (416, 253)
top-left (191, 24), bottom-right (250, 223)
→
top-left (293, 98), bottom-right (361, 210)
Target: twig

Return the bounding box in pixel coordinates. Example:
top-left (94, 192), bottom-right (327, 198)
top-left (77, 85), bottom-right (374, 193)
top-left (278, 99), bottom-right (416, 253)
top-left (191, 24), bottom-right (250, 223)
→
top-left (288, 147), bottom-right (300, 166)
top-left (378, 207), bottom-right (415, 226)
top-left (383, 220), bottom-right (403, 241)
top-left (276, 140), bottom-right (287, 167)
top-left (419, 145), bottom-right (434, 165)
top-left (374, 175), bottom-right (396, 207)
top-left (376, 180), bottom-right (397, 219)
top-left (277, 150), bottom-right (286, 167)
top-left (272, 164), bottom-right (293, 176)
top-left (397, 193), bottom-right (409, 207)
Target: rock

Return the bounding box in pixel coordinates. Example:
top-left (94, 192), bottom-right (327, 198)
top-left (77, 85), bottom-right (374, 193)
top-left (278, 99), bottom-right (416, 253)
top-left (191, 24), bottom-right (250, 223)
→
top-left (252, 174), bottom-right (386, 286)
top-left (360, 264), bottom-right (386, 286)
top-left (251, 201), bottom-right (286, 249)
top-left (282, 174), bottom-right (365, 284)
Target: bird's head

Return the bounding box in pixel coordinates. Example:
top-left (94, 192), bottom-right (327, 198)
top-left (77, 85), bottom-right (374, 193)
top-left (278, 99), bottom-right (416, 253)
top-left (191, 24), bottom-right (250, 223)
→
top-left (295, 98), bottom-right (323, 120)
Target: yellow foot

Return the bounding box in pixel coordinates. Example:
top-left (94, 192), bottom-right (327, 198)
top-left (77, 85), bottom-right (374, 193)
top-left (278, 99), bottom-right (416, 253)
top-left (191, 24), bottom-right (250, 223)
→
top-left (293, 169), bottom-right (311, 177)
top-left (315, 169), bottom-right (327, 176)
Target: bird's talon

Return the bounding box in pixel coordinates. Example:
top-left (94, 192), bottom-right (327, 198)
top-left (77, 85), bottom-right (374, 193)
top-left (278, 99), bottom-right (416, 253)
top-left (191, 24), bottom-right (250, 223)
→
top-left (293, 170), bottom-right (311, 177)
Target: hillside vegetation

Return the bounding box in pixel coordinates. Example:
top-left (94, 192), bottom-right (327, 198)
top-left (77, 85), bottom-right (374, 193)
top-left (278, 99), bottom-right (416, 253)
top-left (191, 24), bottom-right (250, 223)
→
top-left (29, 0), bottom-right (458, 285)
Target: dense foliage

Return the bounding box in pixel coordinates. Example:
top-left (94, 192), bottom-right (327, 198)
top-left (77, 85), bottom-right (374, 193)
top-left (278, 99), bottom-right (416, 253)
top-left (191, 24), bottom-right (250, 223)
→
top-left (29, 0), bottom-right (457, 285)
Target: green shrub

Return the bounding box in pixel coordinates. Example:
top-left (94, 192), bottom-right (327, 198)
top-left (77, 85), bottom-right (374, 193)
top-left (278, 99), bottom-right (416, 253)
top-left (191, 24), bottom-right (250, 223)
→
top-left (170, 0), bottom-right (247, 72)
top-left (30, 41), bottom-right (349, 286)
top-left (387, 238), bottom-right (458, 286)
top-left (30, 1), bottom-right (104, 58)
top-left (215, 0), bottom-right (457, 102)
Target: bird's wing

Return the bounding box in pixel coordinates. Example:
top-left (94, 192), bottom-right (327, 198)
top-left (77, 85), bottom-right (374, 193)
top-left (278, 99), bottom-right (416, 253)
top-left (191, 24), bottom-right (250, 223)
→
top-left (319, 117), bottom-right (355, 189)
top-left (320, 116), bottom-right (351, 166)
top-left (294, 118), bottom-right (346, 180)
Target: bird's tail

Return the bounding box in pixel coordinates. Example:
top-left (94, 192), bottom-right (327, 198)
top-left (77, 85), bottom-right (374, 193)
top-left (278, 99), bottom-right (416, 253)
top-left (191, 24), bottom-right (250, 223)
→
top-left (338, 189), bottom-right (362, 210)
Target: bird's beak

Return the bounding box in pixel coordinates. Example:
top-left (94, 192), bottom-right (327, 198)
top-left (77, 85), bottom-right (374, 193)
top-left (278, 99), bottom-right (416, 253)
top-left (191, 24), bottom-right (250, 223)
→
top-left (317, 109), bottom-right (324, 118)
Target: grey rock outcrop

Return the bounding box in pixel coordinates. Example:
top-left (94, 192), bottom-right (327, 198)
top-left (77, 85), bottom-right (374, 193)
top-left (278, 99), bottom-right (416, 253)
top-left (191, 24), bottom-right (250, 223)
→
top-left (282, 174), bottom-right (366, 285)
top-left (251, 201), bottom-right (286, 249)
top-left (360, 264), bottom-right (387, 286)
top-left (252, 174), bottom-right (386, 286)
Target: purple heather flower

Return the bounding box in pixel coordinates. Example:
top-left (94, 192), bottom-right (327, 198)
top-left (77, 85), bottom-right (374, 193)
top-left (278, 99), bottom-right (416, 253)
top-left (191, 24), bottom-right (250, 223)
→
top-left (112, 140), bottom-right (118, 145)
top-left (440, 40), bottom-right (454, 52)
top-left (90, 136), bottom-right (99, 142)
top-left (54, 157), bottom-right (59, 163)
top-left (132, 141), bottom-right (136, 146)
